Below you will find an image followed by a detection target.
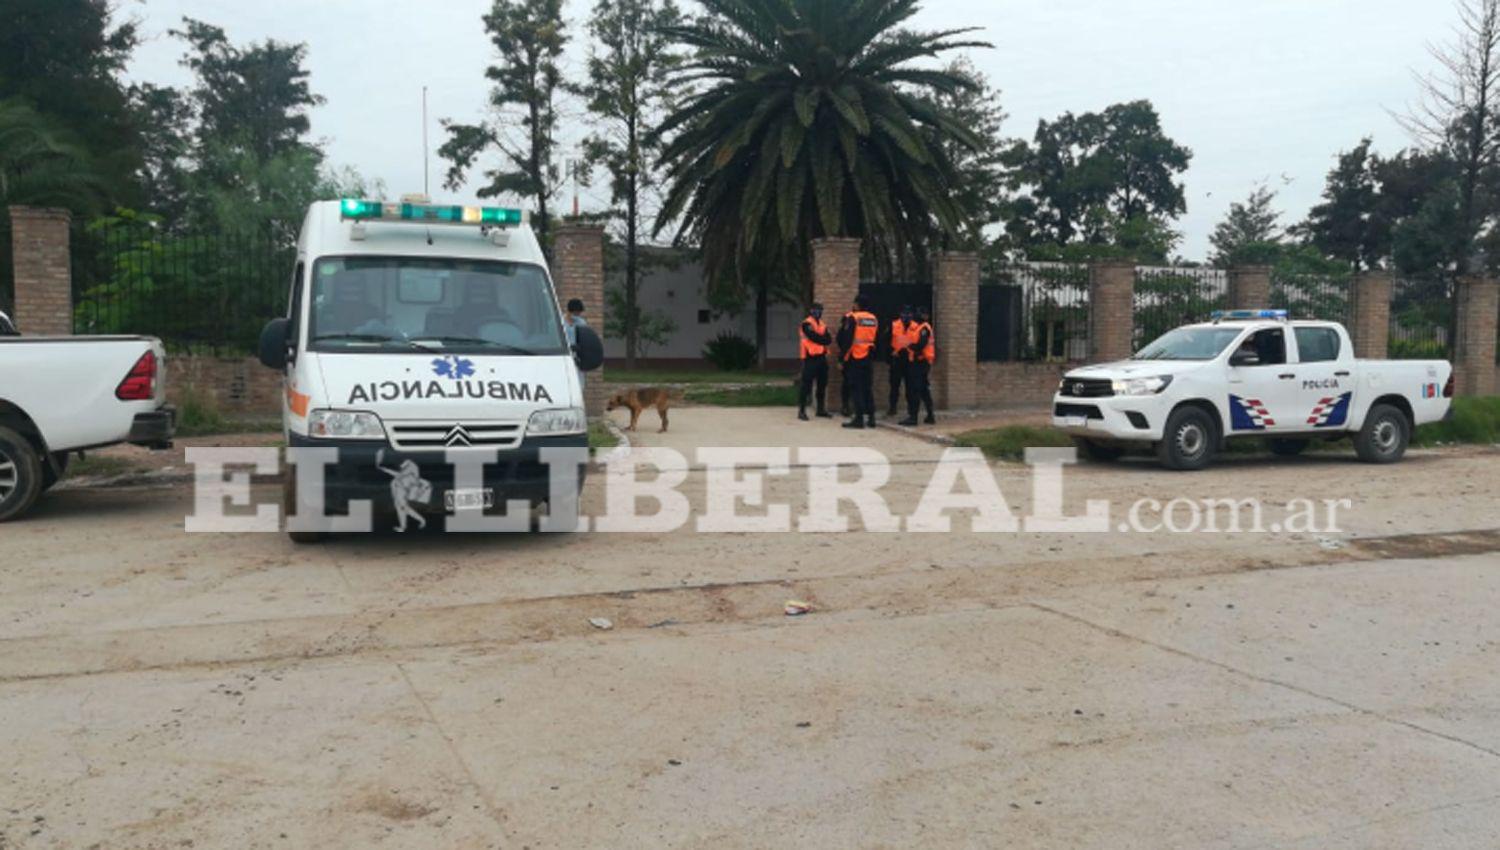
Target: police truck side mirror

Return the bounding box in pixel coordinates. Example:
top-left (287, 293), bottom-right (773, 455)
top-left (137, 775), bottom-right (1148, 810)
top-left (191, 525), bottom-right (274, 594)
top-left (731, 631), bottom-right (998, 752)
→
top-left (1228, 350), bottom-right (1259, 367)
top-left (258, 318), bottom-right (290, 370)
top-left (572, 324), bottom-right (604, 372)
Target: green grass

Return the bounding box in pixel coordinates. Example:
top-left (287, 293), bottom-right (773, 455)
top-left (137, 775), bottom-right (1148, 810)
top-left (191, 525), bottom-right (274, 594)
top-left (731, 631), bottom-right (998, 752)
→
top-left (606, 368), bottom-right (793, 385)
top-left (1414, 396), bottom-right (1500, 447)
top-left (174, 387), bottom-right (230, 437)
top-left (588, 420), bottom-right (619, 451)
top-left (683, 383), bottom-right (800, 407)
top-left (953, 425), bottom-right (1076, 461)
top-left (69, 455), bottom-right (143, 478)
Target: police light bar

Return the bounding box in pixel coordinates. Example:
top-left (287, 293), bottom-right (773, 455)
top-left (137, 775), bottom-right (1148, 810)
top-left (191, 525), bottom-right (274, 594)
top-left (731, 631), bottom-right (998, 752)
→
top-left (339, 198), bottom-right (525, 227)
top-left (1210, 309), bottom-right (1288, 322)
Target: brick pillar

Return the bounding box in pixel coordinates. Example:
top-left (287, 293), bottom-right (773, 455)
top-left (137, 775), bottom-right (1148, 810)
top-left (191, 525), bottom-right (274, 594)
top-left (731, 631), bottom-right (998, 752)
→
top-left (811, 238), bottom-right (861, 407)
top-left (932, 251), bottom-right (978, 409)
top-left (1453, 275), bottom-right (1499, 397)
top-left (9, 206), bottom-right (72, 335)
top-left (1088, 260), bottom-right (1135, 362)
top-left (1227, 265), bottom-right (1272, 311)
top-left (553, 224), bottom-right (607, 416)
top-left (1349, 270), bottom-right (1392, 359)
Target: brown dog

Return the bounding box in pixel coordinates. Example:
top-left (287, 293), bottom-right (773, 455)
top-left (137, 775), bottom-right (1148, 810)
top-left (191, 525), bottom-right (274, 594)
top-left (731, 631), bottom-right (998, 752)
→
top-left (606, 387), bottom-right (679, 432)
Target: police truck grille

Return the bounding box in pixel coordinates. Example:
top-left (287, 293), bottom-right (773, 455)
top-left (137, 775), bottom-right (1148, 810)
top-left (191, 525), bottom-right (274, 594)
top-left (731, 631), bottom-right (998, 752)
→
top-left (1060, 378), bottom-right (1114, 398)
top-left (387, 421), bottom-right (524, 451)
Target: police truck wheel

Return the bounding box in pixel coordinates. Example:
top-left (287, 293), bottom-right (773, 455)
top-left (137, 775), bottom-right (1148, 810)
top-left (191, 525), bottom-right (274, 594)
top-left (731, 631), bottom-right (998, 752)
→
top-left (1157, 407), bottom-right (1217, 471)
top-left (282, 473), bottom-right (327, 544)
top-left (1354, 404), bottom-right (1409, 464)
top-left (0, 426), bottom-right (44, 522)
top-left (1268, 438), bottom-right (1309, 457)
top-left (1073, 438), bottom-right (1124, 462)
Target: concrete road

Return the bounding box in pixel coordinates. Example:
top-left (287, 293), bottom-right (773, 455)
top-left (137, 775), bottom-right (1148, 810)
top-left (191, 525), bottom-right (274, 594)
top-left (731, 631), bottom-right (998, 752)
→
top-left (3, 407), bottom-right (1500, 849)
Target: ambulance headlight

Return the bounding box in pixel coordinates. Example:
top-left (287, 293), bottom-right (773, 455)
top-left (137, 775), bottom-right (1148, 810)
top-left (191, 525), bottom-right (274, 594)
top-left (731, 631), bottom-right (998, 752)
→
top-left (527, 407), bottom-right (587, 436)
top-left (308, 409), bottom-right (387, 439)
top-left (1111, 375), bottom-right (1173, 396)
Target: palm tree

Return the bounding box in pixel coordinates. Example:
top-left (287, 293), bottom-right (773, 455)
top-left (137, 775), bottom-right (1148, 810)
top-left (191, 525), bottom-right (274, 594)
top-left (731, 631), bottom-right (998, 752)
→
top-left (0, 98), bottom-right (109, 211)
top-left (653, 0), bottom-right (987, 362)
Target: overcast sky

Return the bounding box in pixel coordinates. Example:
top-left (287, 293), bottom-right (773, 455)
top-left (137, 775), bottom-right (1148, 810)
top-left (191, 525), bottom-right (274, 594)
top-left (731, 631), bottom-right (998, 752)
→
top-left (123, 0), bottom-right (1456, 260)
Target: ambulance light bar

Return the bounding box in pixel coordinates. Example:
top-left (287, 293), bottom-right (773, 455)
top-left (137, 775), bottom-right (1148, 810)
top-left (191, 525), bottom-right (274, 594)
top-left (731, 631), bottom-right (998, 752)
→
top-left (339, 198), bottom-right (525, 227)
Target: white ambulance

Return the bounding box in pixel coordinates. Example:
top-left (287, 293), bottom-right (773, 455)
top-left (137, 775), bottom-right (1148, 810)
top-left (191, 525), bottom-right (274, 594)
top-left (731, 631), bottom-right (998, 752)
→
top-left (257, 196), bottom-right (603, 541)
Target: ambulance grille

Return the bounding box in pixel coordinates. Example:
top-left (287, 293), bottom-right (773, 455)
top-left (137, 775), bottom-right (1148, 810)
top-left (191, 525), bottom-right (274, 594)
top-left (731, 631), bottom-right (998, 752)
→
top-left (387, 420), bottom-right (524, 451)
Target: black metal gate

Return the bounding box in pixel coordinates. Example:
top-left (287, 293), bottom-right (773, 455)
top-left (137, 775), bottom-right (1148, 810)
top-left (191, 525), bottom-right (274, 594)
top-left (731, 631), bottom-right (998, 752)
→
top-left (857, 281), bottom-right (931, 357)
top-left (977, 284), bottom-right (1023, 361)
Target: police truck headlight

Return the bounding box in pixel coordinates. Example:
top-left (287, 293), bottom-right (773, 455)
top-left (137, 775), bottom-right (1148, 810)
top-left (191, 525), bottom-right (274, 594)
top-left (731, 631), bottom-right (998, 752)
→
top-left (527, 407), bottom-right (587, 436)
top-left (308, 409), bottom-right (386, 439)
top-left (1111, 375), bottom-right (1174, 396)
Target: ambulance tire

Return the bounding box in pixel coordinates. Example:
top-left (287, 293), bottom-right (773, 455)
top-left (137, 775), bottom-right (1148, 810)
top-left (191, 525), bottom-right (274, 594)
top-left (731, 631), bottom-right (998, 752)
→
top-left (283, 473), bottom-right (328, 544)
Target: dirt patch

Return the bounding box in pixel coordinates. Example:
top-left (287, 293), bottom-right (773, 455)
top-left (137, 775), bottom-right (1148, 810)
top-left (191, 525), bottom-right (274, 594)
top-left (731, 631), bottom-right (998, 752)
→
top-left (354, 791), bottom-right (437, 822)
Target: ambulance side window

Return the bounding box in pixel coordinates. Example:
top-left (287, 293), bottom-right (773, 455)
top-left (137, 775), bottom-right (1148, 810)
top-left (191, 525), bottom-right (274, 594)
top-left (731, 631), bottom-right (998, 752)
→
top-left (287, 261), bottom-right (305, 357)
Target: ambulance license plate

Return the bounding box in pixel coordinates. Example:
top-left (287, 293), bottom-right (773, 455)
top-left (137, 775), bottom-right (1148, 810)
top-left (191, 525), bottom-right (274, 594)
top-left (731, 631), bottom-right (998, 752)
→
top-left (445, 488), bottom-right (494, 511)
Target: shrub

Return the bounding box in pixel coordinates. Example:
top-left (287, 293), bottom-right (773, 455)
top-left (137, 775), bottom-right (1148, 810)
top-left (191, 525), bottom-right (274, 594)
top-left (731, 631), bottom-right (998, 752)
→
top-left (1388, 337), bottom-right (1448, 360)
top-left (703, 331), bottom-right (758, 371)
top-left (174, 386), bottom-right (229, 436)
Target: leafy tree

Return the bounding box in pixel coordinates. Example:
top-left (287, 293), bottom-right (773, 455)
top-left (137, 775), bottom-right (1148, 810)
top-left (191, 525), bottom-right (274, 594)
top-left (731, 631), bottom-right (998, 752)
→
top-left (1300, 139), bottom-right (1386, 270)
top-left (0, 0), bottom-right (141, 204)
top-left (653, 0), bottom-right (987, 363)
top-left (0, 98), bottom-right (110, 211)
top-left (1210, 185), bottom-right (1283, 268)
top-left (128, 82), bottom-right (193, 220)
top-left (440, 0), bottom-right (567, 249)
top-left (920, 56), bottom-right (1006, 250)
top-left (603, 285), bottom-right (677, 359)
top-left (580, 0), bottom-right (685, 367)
top-left (1001, 100), bottom-right (1191, 255)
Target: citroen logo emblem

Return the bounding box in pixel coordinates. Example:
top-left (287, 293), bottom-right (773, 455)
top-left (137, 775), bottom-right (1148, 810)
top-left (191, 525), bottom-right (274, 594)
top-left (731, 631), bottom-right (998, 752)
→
top-left (444, 425), bottom-right (472, 447)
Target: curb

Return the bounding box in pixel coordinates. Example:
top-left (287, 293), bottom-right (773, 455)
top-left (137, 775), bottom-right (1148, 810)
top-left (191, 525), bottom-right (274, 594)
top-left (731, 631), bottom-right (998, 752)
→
top-left (875, 420), bottom-right (957, 446)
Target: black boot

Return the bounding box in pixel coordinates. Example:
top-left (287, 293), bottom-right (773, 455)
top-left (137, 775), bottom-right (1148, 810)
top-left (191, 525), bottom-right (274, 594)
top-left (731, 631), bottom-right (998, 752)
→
top-left (898, 416), bottom-right (918, 426)
top-left (886, 406), bottom-right (898, 417)
top-left (842, 417), bottom-right (865, 429)
top-left (798, 408), bottom-right (809, 421)
top-left (865, 414), bottom-right (877, 428)
top-left (924, 413), bottom-right (936, 425)
top-left (815, 408), bottom-right (832, 418)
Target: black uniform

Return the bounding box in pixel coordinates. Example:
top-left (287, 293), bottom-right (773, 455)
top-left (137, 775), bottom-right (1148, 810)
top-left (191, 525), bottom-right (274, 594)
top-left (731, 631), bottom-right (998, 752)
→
top-left (797, 316), bottom-right (832, 416)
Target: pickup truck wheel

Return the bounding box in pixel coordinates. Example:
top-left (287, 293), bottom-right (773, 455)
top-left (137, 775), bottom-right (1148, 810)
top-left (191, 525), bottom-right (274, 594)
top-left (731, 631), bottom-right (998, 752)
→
top-left (1355, 404), bottom-right (1409, 464)
top-left (1158, 407), bottom-right (1217, 471)
top-left (1073, 438), bottom-right (1125, 462)
top-left (0, 426), bottom-right (44, 522)
top-left (283, 474), bottom-right (328, 544)
top-left (1268, 438), bottom-right (1310, 457)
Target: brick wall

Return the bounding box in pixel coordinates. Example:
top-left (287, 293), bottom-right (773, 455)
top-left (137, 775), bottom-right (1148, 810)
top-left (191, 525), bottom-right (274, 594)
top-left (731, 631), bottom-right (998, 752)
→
top-left (975, 361), bottom-right (1072, 408)
top-left (168, 355), bottom-right (283, 417)
top-left (553, 224), bottom-right (607, 416)
top-left (1349, 271), bottom-right (1392, 359)
top-left (811, 238), bottom-right (861, 405)
top-left (9, 206), bottom-right (72, 336)
top-left (1453, 276), bottom-right (1498, 396)
top-left (1089, 261), bottom-right (1134, 362)
top-left (932, 251), bottom-right (978, 408)
top-left (1226, 265), bottom-right (1272, 311)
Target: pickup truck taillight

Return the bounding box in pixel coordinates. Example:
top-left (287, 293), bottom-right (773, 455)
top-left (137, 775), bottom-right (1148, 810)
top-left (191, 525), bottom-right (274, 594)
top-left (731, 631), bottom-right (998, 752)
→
top-left (1443, 373), bottom-right (1455, 398)
top-left (116, 351), bottom-right (158, 400)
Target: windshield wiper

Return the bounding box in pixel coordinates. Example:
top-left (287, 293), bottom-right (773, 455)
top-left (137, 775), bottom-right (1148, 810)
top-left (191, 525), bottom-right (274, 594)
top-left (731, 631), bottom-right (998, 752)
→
top-left (313, 333), bottom-right (440, 353)
top-left (414, 335), bottom-right (537, 355)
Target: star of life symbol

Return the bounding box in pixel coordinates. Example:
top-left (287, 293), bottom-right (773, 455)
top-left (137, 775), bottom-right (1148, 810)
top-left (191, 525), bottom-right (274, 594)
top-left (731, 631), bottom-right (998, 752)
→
top-left (432, 355), bottom-right (476, 380)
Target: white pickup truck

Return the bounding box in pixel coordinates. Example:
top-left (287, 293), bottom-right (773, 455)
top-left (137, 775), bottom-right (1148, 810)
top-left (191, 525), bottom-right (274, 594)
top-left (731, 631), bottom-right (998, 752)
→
top-left (0, 317), bottom-right (176, 520)
top-left (1053, 310), bottom-right (1453, 470)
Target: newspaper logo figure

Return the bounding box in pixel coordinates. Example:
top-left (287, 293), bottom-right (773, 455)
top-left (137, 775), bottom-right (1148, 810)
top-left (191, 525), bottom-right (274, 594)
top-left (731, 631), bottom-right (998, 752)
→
top-left (376, 449), bottom-right (432, 532)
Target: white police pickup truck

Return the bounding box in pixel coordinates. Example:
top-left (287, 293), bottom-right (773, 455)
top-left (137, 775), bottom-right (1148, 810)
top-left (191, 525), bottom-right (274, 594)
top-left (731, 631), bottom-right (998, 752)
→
top-left (0, 317), bottom-right (176, 521)
top-left (1053, 310), bottom-right (1453, 470)
top-left (257, 196), bottom-right (604, 541)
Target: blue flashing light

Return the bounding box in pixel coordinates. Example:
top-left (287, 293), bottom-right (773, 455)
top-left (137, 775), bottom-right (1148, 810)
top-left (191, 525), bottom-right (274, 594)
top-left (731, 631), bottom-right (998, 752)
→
top-left (1210, 309), bottom-right (1288, 321)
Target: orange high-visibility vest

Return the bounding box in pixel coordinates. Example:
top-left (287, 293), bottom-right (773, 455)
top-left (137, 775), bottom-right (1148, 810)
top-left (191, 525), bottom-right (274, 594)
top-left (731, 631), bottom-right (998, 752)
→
top-left (914, 321), bottom-right (935, 363)
top-left (799, 316), bottom-right (827, 359)
top-left (844, 310), bottom-right (878, 361)
top-left (890, 319), bottom-right (918, 355)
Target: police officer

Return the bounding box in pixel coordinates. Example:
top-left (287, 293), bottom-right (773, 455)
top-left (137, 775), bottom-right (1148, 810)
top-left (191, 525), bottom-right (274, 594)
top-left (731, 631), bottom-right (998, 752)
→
top-left (900, 307), bottom-right (937, 425)
top-left (887, 305), bottom-right (918, 416)
top-left (797, 302), bottom-right (833, 420)
top-left (837, 294), bottom-right (879, 429)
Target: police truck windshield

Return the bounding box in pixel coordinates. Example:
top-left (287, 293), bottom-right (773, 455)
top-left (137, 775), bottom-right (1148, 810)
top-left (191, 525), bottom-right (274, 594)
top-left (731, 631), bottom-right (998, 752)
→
top-left (308, 256), bottom-right (568, 355)
top-left (1133, 326), bottom-right (1244, 361)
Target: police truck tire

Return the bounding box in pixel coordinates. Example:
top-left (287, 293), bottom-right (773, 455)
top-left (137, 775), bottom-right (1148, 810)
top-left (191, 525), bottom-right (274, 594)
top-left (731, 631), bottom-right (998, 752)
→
top-left (1354, 404), bottom-right (1409, 464)
top-left (1268, 438), bottom-right (1309, 457)
top-left (282, 473), bottom-right (328, 544)
top-left (0, 426), bottom-right (45, 522)
top-left (1157, 406), bottom-right (1217, 471)
top-left (1073, 438), bottom-right (1124, 462)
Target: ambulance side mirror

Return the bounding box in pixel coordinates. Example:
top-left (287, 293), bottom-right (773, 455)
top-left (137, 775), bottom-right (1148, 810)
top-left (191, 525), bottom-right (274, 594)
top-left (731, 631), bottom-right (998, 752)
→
top-left (258, 318), bottom-right (290, 370)
top-left (573, 325), bottom-right (604, 372)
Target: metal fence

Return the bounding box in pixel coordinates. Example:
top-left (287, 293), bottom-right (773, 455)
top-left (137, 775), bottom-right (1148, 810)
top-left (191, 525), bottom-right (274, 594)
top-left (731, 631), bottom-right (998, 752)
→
top-left (1270, 270), bottom-right (1353, 325)
top-left (1387, 274), bottom-right (1450, 359)
top-left (71, 218), bottom-right (294, 354)
top-left (1133, 266), bottom-right (1227, 349)
top-left (983, 262), bottom-right (1090, 362)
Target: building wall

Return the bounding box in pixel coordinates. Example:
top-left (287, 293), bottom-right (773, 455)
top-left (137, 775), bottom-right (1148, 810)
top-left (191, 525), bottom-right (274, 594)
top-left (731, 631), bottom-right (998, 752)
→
top-left (601, 257), bottom-right (800, 362)
top-left (975, 361), bottom-right (1073, 408)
